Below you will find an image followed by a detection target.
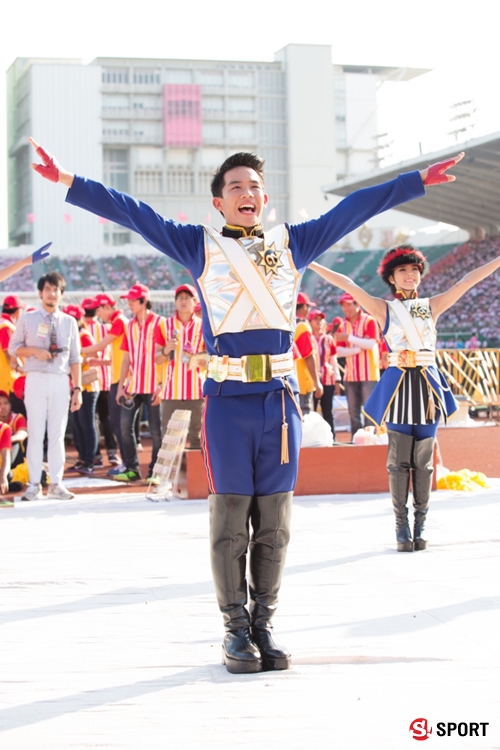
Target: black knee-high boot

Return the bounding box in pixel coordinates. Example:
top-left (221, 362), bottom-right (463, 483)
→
top-left (387, 430), bottom-right (414, 552)
top-left (412, 437), bottom-right (435, 551)
top-left (249, 492), bottom-right (293, 670)
top-left (208, 493), bottom-right (262, 674)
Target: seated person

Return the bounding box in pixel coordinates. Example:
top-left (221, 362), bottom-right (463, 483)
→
top-left (0, 390), bottom-right (28, 494)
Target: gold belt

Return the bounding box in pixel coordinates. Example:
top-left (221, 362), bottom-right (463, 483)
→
top-left (208, 353), bottom-right (294, 383)
top-left (387, 350), bottom-right (435, 368)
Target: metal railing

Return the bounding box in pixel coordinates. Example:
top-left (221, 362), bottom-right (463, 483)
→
top-left (436, 349), bottom-right (500, 404)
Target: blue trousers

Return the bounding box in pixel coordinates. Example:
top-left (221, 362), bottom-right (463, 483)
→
top-left (72, 390), bottom-right (98, 465)
top-left (202, 389), bottom-right (302, 496)
top-left (120, 393), bottom-right (161, 474)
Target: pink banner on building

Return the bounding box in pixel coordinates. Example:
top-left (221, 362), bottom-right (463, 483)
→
top-left (163, 84), bottom-right (202, 147)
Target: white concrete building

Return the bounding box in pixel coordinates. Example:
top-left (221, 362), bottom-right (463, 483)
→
top-left (7, 45), bottom-right (428, 253)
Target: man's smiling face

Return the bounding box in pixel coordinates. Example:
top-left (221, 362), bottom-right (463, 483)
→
top-left (212, 166), bottom-right (268, 228)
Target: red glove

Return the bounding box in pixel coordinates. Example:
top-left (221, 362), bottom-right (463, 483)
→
top-left (32, 143), bottom-right (60, 183)
top-left (424, 152), bottom-right (464, 186)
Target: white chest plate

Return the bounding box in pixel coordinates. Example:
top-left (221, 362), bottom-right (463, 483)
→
top-left (198, 224), bottom-right (301, 335)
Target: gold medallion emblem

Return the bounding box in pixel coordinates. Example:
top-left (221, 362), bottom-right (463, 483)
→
top-left (256, 242), bottom-right (284, 277)
top-left (409, 301), bottom-right (431, 320)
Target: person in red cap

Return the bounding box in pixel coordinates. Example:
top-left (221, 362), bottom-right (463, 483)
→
top-left (154, 284), bottom-right (205, 449)
top-left (78, 292), bottom-right (128, 475)
top-left (63, 304), bottom-right (100, 476)
top-left (0, 295), bottom-right (26, 411)
top-left (81, 297), bottom-right (119, 467)
top-left (294, 292), bottom-right (322, 414)
top-left (29, 135), bottom-right (463, 672)
top-left (332, 291), bottom-right (380, 439)
top-left (114, 283), bottom-right (162, 482)
top-left (309, 309), bottom-right (341, 440)
top-left (310, 244), bottom-right (500, 552)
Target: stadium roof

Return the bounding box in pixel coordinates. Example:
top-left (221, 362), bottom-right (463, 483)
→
top-left (323, 131), bottom-right (500, 236)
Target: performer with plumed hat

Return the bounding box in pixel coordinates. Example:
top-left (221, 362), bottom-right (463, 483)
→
top-left (310, 243), bottom-right (500, 552)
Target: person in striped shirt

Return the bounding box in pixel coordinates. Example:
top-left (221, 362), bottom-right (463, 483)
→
top-left (79, 293), bottom-right (128, 475)
top-left (335, 292), bottom-right (380, 440)
top-left (81, 297), bottom-right (119, 467)
top-left (154, 284), bottom-right (205, 450)
top-left (115, 284), bottom-right (162, 483)
top-left (309, 309), bottom-right (341, 441)
top-left (0, 390), bottom-right (28, 494)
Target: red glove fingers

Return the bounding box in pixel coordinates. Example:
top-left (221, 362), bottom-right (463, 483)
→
top-left (424, 152), bottom-right (464, 186)
top-left (33, 145), bottom-right (60, 183)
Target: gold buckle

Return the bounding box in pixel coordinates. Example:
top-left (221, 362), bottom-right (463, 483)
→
top-left (209, 355), bottom-right (229, 382)
top-left (241, 354), bottom-right (273, 383)
top-left (397, 350), bottom-right (417, 368)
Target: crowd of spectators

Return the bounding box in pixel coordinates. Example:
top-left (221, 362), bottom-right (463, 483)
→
top-left (419, 235), bottom-right (500, 348)
top-left (4, 235), bottom-right (500, 346)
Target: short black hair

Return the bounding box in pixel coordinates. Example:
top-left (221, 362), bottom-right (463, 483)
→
top-left (211, 152), bottom-right (265, 198)
top-left (2, 305), bottom-right (18, 315)
top-left (84, 308), bottom-right (97, 318)
top-left (37, 271), bottom-right (66, 294)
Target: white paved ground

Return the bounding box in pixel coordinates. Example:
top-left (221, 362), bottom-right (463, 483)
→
top-left (1, 484), bottom-right (499, 749)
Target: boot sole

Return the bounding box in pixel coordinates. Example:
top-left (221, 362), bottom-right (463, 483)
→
top-left (414, 539), bottom-right (428, 551)
top-left (222, 648), bottom-right (262, 674)
top-left (397, 541), bottom-right (414, 552)
top-left (262, 654), bottom-right (292, 671)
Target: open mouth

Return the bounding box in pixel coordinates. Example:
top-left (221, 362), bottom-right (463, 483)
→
top-left (238, 204), bottom-right (256, 215)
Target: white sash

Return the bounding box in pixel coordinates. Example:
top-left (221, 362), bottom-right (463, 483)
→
top-left (388, 299), bottom-right (426, 351)
top-left (204, 226), bottom-right (291, 332)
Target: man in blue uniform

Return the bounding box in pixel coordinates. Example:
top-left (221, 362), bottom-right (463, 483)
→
top-left (29, 137), bottom-right (462, 673)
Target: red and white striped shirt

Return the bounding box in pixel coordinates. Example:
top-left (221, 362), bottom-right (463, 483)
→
top-left (314, 333), bottom-right (340, 386)
top-left (339, 313), bottom-right (380, 382)
top-left (0, 421), bottom-right (12, 450)
top-left (121, 312), bottom-right (162, 395)
top-left (154, 313), bottom-right (204, 400)
top-left (86, 318), bottom-right (111, 391)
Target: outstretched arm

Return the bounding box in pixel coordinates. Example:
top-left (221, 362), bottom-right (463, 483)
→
top-left (29, 137), bottom-right (201, 269)
top-left (291, 154), bottom-right (464, 268)
top-left (0, 242), bottom-right (52, 283)
top-left (430, 255), bottom-right (500, 321)
top-left (309, 262), bottom-right (387, 329)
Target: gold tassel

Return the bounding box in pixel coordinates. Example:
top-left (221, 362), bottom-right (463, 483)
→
top-left (281, 390), bottom-right (289, 464)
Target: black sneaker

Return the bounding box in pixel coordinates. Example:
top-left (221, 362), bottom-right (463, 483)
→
top-left (93, 455), bottom-right (104, 467)
top-left (76, 464), bottom-right (95, 476)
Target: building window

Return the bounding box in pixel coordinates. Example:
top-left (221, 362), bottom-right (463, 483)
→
top-left (165, 70), bottom-right (192, 84)
top-left (103, 224), bottom-right (131, 246)
top-left (103, 148), bottom-right (129, 192)
top-left (227, 97), bottom-right (255, 113)
top-left (200, 71), bottom-right (224, 87)
top-left (258, 122), bottom-right (286, 146)
top-left (167, 169), bottom-right (194, 194)
top-left (202, 96), bottom-right (224, 112)
top-left (258, 96), bottom-right (285, 120)
top-left (228, 73), bottom-right (254, 88)
top-left (102, 68), bottom-right (129, 84)
top-left (135, 170), bottom-right (163, 193)
top-left (227, 122), bottom-right (255, 141)
top-left (133, 69), bottom-right (160, 85)
top-left (202, 122), bottom-right (224, 140)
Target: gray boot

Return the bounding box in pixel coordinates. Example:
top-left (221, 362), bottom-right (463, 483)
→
top-left (387, 430), bottom-right (414, 552)
top-left (412, 437), bottom-right (435, 551)
top-left (208, 494), bottom-right (262, 674)
top-left (249, 492), bottom-right (293, 670)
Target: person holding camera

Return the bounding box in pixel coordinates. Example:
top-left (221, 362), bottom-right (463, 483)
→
top-left (9, 272), bottom-right (82, 501)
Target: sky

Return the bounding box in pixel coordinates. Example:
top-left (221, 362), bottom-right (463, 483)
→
top-left (1, 0), bottom-right (498, 247)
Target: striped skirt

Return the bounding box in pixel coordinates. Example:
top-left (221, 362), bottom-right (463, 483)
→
top-left (386, 367), bottom-right (436, 425)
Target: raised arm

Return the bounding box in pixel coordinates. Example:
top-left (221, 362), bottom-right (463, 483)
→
top-left (309, 262), bottom-right (387, 329)
top-left (430, 254), bottom-right (500, 321)
top-left (0, 242), bottom-right (52, 283)
top-left (291, 154), bottom-right (464, 268)
top-left (29, 138), bottom-right (202, 269)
